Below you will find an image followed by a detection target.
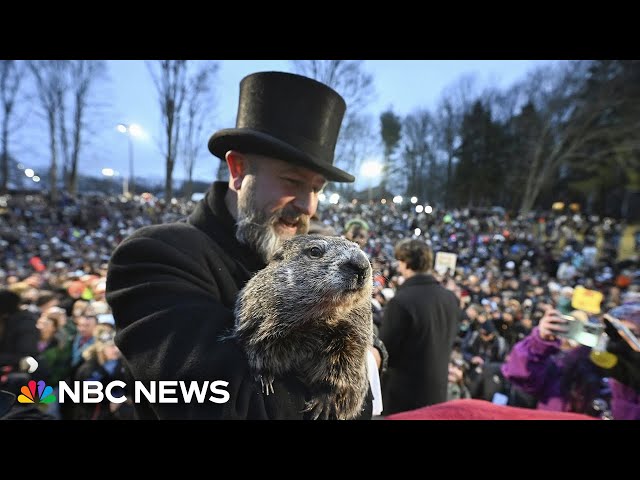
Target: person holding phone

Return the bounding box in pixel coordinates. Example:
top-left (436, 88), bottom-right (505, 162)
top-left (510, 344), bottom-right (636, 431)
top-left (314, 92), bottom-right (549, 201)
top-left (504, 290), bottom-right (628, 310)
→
top-left (501, 306), bottom-right (640, 419)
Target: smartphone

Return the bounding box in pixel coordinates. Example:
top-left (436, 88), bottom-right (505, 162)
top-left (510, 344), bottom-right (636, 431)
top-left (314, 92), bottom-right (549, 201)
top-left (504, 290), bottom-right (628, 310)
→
top-left (556, 315), bottom-right (604, 348)
top-left (603, 314), bottom-right (640, 353)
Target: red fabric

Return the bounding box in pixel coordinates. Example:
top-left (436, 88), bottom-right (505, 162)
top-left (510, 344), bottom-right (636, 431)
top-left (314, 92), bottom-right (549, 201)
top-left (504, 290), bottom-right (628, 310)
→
top-left (384, 399), bottom-right (597, 420)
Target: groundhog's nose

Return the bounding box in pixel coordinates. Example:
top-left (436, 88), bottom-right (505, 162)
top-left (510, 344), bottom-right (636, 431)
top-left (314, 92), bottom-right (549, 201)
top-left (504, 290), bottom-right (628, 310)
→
top-left (344, 254), bottom-right (370, 287)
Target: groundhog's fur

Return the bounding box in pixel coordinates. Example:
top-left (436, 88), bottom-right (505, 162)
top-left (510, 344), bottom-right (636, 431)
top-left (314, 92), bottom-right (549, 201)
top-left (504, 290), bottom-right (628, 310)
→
top-left (234, 234), bottom-right (373, 420)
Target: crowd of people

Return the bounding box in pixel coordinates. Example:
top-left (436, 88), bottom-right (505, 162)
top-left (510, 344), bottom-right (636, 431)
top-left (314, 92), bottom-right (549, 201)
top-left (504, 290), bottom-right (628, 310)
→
top-left (1, 188), bottom-right (638, 419)
top-left (0, 192), bottom-right (191, 419)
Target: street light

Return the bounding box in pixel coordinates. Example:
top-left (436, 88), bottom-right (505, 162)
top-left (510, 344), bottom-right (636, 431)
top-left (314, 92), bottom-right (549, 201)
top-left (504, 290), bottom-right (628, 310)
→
top-left (117, 123), bottom-right (142, 196)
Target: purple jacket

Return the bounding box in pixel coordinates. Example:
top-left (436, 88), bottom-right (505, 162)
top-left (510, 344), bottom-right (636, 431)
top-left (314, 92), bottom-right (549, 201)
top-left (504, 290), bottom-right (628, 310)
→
top-left (501, 327), bottom-right (640, 420)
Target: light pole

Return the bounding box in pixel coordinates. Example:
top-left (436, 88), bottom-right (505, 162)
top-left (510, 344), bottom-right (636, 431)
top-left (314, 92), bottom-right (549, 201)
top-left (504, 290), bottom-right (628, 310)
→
top-left (117, 123), bottom-right (142, 196)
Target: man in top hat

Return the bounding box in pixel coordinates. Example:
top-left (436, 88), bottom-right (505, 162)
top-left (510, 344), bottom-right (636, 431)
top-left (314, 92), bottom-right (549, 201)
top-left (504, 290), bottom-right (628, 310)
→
top-left (106, 71), bottom-right (374, 419)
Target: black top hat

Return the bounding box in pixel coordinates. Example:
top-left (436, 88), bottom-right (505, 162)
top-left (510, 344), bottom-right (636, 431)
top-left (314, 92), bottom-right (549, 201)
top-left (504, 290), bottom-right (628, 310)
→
top-left (208, 71), bottom-right (354, 183)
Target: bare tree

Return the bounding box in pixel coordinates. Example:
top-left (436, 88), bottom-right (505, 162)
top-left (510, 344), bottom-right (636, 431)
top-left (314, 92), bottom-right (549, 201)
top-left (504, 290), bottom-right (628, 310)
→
top-left (433, 74), bottom-right (478, 207)
top-left (292, 61), bottom-right (375, 185)
top-left (61, 61), bottom-right (107, 194)
top-left (147, 60), bottom-right (188, 200)
top-left (0, 60), bottom-right (26, 192)
top-left (181, 61), bottom-right (219, 199)
top-left (28, 60), bottom-right (67, 200)
top-left (402, 109), bottom-right (436, 200)
top-left (54, 61), bottom-right (71, 190)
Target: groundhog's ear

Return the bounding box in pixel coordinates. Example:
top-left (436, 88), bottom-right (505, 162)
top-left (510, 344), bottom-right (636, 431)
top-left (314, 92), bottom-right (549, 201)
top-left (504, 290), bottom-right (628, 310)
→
top-left (270, 247), bottom-right (285, 262)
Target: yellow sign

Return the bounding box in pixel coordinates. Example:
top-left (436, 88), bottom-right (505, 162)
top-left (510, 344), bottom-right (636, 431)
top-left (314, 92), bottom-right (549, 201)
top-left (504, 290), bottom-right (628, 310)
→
top-left (571, 286), bottom-right (603, 314)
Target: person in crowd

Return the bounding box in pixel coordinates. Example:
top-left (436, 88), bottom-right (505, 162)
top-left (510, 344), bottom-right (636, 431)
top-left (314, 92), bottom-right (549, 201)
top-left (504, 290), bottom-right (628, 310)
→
top-left (35, 307), bottom-right (72, 385)
top-left (70, 315), bottom-right (97, 371)
top-left (379, 239), bottom-right (463, 414)
top-left (501, 305), bottom-right (640, 419)
top-left (343, 218), bottom-right (370, 250)
top-left (461, 320), bottom-right (509, 399)
top-left (447, 352), bottom-right (471, 401)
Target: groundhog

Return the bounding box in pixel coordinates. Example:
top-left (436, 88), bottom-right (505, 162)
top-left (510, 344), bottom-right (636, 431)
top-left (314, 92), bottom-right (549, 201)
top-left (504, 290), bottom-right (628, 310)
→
top-left (233, 234), bottom-right (373, 420)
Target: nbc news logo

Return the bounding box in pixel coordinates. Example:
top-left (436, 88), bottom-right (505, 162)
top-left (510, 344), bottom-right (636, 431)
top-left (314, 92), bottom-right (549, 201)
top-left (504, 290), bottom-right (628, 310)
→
top-left (18, 380), bottom-right (57, 404)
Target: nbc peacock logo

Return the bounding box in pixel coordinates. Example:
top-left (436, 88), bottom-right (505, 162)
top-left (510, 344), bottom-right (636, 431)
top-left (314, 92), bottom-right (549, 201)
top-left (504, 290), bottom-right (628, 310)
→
top-left (18, 380), bottom-right (57, 404)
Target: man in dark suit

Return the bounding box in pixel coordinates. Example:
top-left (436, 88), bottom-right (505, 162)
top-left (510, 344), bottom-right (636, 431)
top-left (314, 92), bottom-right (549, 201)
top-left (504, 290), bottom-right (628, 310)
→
top-left (106, 72), bottom-right (376, 419)
top-left (379, 239), bottom-right (463, 415)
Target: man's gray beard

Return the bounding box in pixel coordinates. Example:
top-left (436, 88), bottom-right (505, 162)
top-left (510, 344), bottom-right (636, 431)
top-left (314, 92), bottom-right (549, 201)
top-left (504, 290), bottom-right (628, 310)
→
top-left (235, 177), bottom-right (309, 264)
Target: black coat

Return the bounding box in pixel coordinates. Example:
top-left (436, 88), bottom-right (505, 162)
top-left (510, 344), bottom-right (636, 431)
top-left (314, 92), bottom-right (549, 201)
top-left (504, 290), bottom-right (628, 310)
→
top-left (379, 274), bottom-right (462, 415)
top-left (106, 182), bottom-right (372, 419)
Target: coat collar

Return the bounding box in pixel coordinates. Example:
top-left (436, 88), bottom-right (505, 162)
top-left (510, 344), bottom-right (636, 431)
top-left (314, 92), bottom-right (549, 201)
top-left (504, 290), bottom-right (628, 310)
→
top-left (188, 181), bottom-right (266, 274)
top-left (400, 273), bottom-right (440, 289)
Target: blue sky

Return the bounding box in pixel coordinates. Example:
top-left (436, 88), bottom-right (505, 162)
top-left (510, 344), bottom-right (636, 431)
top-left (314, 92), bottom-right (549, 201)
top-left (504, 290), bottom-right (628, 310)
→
top-left (15, 60), bottom-right (558, 187)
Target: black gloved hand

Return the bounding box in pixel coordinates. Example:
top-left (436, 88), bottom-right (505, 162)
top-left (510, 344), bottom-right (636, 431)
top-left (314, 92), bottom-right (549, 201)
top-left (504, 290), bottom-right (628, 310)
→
top-left (604, 321), bottom-right (640, 392)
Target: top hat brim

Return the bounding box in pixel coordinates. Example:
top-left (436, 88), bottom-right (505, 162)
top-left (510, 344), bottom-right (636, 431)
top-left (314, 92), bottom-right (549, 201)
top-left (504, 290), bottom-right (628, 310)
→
top-left (208, 128), bottom-right (355, 183)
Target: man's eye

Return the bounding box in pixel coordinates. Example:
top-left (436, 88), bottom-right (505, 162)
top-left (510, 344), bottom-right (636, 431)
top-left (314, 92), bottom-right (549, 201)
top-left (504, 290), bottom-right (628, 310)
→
top-left (308, 246), bottom-right (323, 258)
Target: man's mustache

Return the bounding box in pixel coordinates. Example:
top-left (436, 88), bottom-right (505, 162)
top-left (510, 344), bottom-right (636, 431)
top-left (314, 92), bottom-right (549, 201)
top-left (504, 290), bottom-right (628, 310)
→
top-left (269, 208), bottom-right (310, 233)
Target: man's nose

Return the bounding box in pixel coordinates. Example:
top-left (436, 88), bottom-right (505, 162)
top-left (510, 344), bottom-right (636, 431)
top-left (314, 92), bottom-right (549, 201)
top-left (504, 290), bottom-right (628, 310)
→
top-left (292, 192), bottom-right (316, 216)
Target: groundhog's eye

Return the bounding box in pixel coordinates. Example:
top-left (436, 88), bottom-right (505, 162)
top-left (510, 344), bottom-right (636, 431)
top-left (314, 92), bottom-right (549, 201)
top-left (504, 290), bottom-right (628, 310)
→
top-left (307, 246), bottom-right (324, 258)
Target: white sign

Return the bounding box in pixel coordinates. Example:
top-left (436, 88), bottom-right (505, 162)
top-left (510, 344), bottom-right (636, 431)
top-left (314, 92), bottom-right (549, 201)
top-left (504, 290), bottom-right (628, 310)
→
top-left (434, 252), bottom-right (458, 275)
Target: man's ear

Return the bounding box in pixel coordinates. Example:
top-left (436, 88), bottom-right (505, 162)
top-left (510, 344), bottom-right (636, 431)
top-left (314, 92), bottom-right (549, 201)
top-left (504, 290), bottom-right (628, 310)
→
top-left (226, 151), bottom-right (249, 191)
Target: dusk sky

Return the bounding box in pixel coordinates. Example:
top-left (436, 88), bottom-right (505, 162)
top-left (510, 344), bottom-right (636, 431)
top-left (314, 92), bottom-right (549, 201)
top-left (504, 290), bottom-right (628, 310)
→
top-left (15, 60), bottom-right (559, 189)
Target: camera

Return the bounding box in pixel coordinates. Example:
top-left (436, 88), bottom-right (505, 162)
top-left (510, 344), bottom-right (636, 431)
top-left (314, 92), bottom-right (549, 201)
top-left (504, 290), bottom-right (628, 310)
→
top-left (556, 315), bottom-right (604, 348)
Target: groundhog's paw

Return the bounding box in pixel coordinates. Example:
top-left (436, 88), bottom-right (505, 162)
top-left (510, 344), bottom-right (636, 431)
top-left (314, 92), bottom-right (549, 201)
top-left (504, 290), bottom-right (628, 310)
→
top-left (254, 373), bottom-right (275, 395)
top-left (303, 394), bottom-right (336, 420)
